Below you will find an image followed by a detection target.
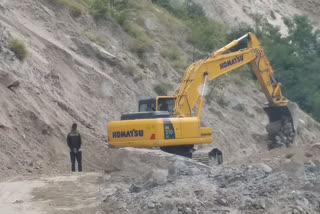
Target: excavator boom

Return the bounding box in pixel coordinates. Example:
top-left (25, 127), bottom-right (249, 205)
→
top-left (173, 33), bottom-right (287, 118)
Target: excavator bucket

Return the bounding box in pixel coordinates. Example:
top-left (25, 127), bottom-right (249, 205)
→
top-left (264, 102), bottom-right (298, 148)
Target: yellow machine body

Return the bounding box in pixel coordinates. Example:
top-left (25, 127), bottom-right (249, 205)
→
top-left (108, 117), bottom-right (212, 148)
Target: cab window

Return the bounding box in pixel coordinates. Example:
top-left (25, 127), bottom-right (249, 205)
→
top-left (158, 98), bottom-right (175, 114)
top-left (139, 103), bottom-right (155, 112)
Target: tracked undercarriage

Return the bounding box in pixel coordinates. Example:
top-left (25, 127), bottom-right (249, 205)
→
top-left (160, 145), bottom-right (223, 166)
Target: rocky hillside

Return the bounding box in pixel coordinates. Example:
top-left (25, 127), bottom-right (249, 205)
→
top-left (0, 0), bottom-right (320, 213)
top-left (0, 0), bottom-right (319, 177)
top-left (193, 0), bottom-right (320, 33)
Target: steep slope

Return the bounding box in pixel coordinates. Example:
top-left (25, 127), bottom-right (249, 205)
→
top-left (0, 0), bottom-right (320, 213)
top-left (0, 0), bottom-right (319, 180)
top-left (193, 0), bottom-right (320, 32)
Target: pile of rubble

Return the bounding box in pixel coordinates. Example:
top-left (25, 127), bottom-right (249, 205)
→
top-left (99, 149), bottom-right (320, 214)
top-left (267, 118), bottom-right (296, 148)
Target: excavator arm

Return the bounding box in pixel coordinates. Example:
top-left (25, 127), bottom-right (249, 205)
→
top-left (172, 32), bottom-right (296, 148)
top-left (173, 33), bottom-right (287, 118)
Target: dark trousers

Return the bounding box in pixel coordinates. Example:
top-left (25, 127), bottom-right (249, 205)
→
top-left (70, 151), bottom-right (82, 172)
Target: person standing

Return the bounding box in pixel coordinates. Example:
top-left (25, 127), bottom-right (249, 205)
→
top-left (67, 123), bottom-right (82, 172)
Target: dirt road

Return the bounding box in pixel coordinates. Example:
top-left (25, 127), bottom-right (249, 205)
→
top-left (0, 173), bottom-right (104, 214)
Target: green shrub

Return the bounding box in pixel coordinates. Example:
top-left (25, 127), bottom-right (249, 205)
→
top-left (161, 45), bottom-right (180, 61)
top-left (122, 21), bottom-right (145, 40)
top-left (187, 17), bottom-right (226, 51)
top-left (87, 33), bottom-right (106, 47)
top-left (116, 13), bottom-right (151, 44)
top-left (229, 15), bottom-right (320, 122)
top-left (125, 63), bottom-right (138, 76)
top-left (120, 62), bottom-right (144, 81)
top-left (113, 10), bottom-right (128, 26)
top-left (76, 0), bottom-right (90, 7)
top-left (172, 58), bottom-right (188, 70)
top-left (57, 0), bottom-right (83, 17)
top-left (161, 46), bottom-right (187, 70)
top-left (89, 0), bottom-right (131, 20)
top-left (152, 0), bottom-right (205, 20)
top-left (89, 0), bottom-right (109, 20)
top-left (88, 0), bottom-right (152, 57)
top-left (9, 38), bottom-right (27, 61)
top-left (113, 9), bottom-right (152, 57)
top-left (130, 39), bottom-right (151, 58)
top-left (126, 23), bottom-right (152, 58)
top-left (153, 83), bottom-right (169, 95)
top-left (154, 0), bottom-right (226, 52)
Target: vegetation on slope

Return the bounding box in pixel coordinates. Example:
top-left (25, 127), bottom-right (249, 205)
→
top-left (151, 2), bottom-right (320, 121)
top-left (56, 0), bottom-right (319, 122)
top-left (152, 0), bottom-right (226, 51)
top-left (229, 15), bottom-right (320, 121)
top-left (9, 38), bottom-right (28, 61)
top-left (56, 0), bottom-right (84, 17)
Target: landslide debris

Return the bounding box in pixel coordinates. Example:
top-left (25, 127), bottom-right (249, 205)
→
top-left (99, 148), bottom-right (320, 214)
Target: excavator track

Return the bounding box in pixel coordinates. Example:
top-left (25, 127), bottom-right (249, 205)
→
top-left (192, 153), bottom-right (210, 165)
top-left (160, 145), bottom-right (193, 158)
top-left (192, 148), bottom-right (223, 166)
top-left (161, 146), bottom-right (223, 166)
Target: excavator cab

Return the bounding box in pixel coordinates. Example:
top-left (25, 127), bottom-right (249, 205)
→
top-left (137, 97), bottom-right (176, 113)
top-left (121, 97), bottom-right (176, 121)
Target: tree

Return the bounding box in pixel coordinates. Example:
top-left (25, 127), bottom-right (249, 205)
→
top-left (229, 15), bottom-right (320, 122)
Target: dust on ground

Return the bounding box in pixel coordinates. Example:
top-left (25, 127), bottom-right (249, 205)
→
top-left (0, 173), bottom-right (104, 214)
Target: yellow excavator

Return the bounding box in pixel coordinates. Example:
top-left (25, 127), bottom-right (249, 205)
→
top-left (107, 33), bottom-right (296, 164)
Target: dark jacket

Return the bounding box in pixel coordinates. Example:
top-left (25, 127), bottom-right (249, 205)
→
top-left (67, 131), bottom-right (82, 152)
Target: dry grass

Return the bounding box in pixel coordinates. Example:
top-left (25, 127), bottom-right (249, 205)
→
top-left (161, 45), bottom-right (188, 70)
top-left (87, 33), bottom-right (106, 47)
